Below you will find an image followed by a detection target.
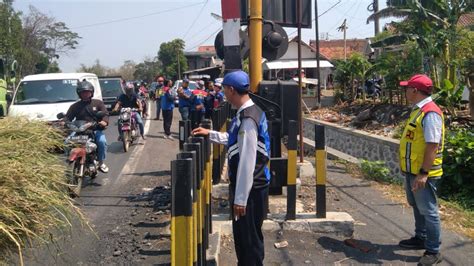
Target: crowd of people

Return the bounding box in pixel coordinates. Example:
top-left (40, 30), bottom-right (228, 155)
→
top-left (149, 75), bottom-right (225, 137)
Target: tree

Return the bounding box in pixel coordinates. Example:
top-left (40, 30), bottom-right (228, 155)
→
top-left (333, 53), bottom-right (372, 101)
top-left (117, 60), bottom-right (136, 81)
top-left (367, 0), bottom-right (473, 114)
top-left (134, 56), bottom-right (161, 82)
top-left (158, 39), bottom-right (187, 80)
top-left (0, 0), bottom-right (23, 80)
top-left (19, 5), bottom-right (80, 75)
top-left (77, 59), bottom-right (109, 76)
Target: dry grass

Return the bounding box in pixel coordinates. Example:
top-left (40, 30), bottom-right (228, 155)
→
top-left (337, 160), bottom-right (474, 240)
top-left (0, 117), bottom-right (86, 264)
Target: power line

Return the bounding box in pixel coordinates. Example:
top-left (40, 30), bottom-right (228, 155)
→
top-left (288, 0), bottom-right (342, 37)
top-left (186, 26), bottom-right (221, 52)
top-left (72, 2), bottom-right (206, 29)
top-left (182, 0), bottom-right (209, 39)
top-left (186, 20), bottom-right (219, 43)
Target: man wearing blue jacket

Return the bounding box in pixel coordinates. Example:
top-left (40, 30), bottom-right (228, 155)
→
top-left (177, 79), bottom-right (193, 120)
top-left (192, 70), bottom-right (271, 266)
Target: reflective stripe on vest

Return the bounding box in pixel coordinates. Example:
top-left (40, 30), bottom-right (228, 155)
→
top-left (399, 101), bottom-right (445, 177)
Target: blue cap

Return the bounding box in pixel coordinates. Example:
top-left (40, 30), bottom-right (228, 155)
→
top-left (222, 70), bottom-right (249, 92)
top-left (182, 78), bottom-right (189, 83)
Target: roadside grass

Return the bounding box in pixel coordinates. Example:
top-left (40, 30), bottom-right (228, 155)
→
top-left (0, 117), bottom-right (88, 265)
top-left (334, 159), bottom-right (474, 240)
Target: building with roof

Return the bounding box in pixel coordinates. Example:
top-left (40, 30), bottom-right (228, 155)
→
top-left (183, 46), bottom-right (223, 81)
top-left (262, 37), bottom-right (334, 99)
top-left (184, 46), bottom-right (222, 71)
top-left (309, 39), bottom-right (373, 61)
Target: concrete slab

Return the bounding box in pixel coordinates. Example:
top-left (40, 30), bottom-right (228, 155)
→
top-left (268, 195), bottom-right (305, 214)
top-left (213, 212), bottom-right (354, 237)
top-left (212, 183), bottom-right (229, 200)
top-left (206, 231), bottom-right (221, 266)
top-left (298, 160), bottom-right (315, 179)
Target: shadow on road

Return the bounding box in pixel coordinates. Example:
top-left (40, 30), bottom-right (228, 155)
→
top-left (317, 236), bottom-right (419, 264)
top-left (126, 170), bottom-right (171, 177)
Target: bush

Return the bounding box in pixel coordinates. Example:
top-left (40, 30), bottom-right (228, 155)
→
top-left (0, 117), bottom-right (85, 264)
top-left (360, 160), bottom-right (396, 183)
top-left (439, 129), bottom-right (474, 210)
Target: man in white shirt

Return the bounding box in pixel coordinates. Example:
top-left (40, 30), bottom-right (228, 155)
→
top-left (192, 70), bottom-right (271, 266)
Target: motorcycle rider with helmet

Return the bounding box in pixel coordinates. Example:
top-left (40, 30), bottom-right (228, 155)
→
top-left (112, 83), bottom-right (146, 140)
top-left (65, 80), bottom-right (110, 173)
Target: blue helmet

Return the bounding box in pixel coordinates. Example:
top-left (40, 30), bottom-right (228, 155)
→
top-left (222, 70), bottom-right (250, 92)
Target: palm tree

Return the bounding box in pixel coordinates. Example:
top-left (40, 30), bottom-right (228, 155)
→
top-left (367, 0), bottom-right (473, 88)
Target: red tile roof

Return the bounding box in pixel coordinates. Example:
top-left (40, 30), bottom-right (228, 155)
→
top-left (198, 46), bottom-right (215, 52)
top-left (309, 39), bottom-right (369, 61)
top-left (458, 13), bottom-right (474, 28)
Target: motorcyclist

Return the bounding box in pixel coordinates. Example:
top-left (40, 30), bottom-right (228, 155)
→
top-left (113, 83), bottom-right (146, 140)
top-left (137, 82), bottom-right (149, 118)
top-left (65, 80), bottom-right (110, 173)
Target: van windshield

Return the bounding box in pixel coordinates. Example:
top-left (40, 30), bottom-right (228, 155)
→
top-left (99, 79), bottom-right (123, 97)
top-left (14, 79), bottom-right (79, 104)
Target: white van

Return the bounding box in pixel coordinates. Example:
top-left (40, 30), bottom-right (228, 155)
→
top-left (8, 73), bottom-right (103, 121)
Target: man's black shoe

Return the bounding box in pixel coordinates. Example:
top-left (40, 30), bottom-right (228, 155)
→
top-left (399, 236), bottom-right (425, 249)
top-left (418, 251), bottom-right (442, 265)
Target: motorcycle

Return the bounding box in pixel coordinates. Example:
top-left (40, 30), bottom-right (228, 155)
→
top-left (357, 78), bottom-right (382, 99)
top-left (57, 120), bottom-right (98, 197)
top-left (118, 107), bottom-right (140, 152)
top-left (137, 87), bottom-right (149, 118)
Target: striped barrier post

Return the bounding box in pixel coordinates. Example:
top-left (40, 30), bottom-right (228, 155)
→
top-left (179, 120), bottom-right (191, 151)
top-left (177, 151), bottom-right (197, 265)
top-left (171, 158), bottom-right (193, 266)
top-left (200, 119), bottom-right (213, 236)
top-left (286, 120), bottom-right (298, 220)
top-left (184, 143), bottom-right (204, 265)
top-left (315, 125), bottom-right (327, 218)
top-left (188, 136), bottom-right (207, 263)
top-left (212, 108), bottom-right (222, 185)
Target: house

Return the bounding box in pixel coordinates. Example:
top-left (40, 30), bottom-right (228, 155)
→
top-left (458, 12), bottom-right (474, 28)
top-left (262, 37), bottom-right (334, 100)
top-left (184, 46), bottom-right (222, 71)
top-left (309, 38), bottom-right (373, 61)
top-left (184, 46), bottom-right (223, 81)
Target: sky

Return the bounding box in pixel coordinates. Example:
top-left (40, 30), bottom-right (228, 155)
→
top-left (12, 0), bottom-right (394, 72)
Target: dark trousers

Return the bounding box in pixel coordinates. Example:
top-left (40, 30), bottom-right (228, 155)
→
top-left (155, 100), bottom-right (161, 119)
top-left (231, 187), bottom-right (268, 266)
top-left (162, 109), bottom-right (173, 136)
top-left (205, 108), bottom-right (213, 119)
top-left (190, 110), bottom-right (203, 129)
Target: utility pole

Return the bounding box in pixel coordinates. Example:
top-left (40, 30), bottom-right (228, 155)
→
top-left (337, 19), bottom-right (347, 61)
top-left (314, 0), bottom-right (321, 109)
top-left (373, 0), bottom-right (379, 35)
top-left (249, 0), bottom-right (263, 93)
top-left (297, 0), bottom-right (304, 163)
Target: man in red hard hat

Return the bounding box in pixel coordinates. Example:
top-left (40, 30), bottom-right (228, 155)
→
top-left (398, 74), bottom-right (444, 265)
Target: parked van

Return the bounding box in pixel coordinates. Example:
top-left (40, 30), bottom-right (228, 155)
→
top-left (8, 73), bottom-right (103, 121)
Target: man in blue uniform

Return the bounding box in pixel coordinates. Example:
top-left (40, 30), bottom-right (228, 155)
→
top-left (192, 70), bottom-right (270, 266)
top-left (177, 79), bottom-right (193, 120)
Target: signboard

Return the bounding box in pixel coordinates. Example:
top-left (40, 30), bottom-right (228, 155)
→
top-left (240, 0), bottom-right (312, 28)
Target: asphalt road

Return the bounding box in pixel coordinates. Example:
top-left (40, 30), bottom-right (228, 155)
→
top-left (15, 102), bottom-right (179, 265)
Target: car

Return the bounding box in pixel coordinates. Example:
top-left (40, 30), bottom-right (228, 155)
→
top-left (99, 76), bottom-right (124, 111)
top-left (8, 73), bottom-right (103, 121)
top-left (171, 80), bottom-right (198, 107)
